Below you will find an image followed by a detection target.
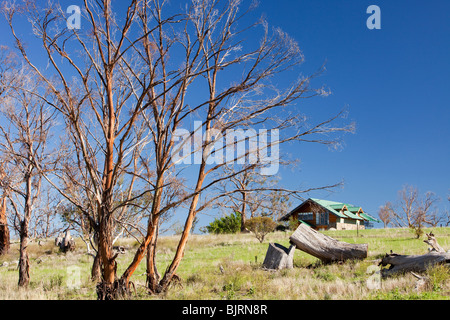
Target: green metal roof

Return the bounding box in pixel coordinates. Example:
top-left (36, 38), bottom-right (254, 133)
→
top-left (360, 212), bottom-right (380, 222)
top-left (280, 198), bottom-right (381, 223)
top-left (309, 199), bottom-right (347, 218)
top-left (347, 206), bottom-right (362, 212)
top-left (342, 210), bottom-right (363, 220)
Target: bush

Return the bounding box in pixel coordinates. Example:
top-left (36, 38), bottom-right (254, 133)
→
top-left (202, 211), bottom-right (241, 234)
top-left (244, 216), bottom-right (277, 243)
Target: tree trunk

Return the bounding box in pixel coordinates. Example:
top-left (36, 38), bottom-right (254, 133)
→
top-left (380, 251), bottom-right (450, 277)
top-left (96, 210), bottom-right (117, 299)
top-left (0, 196), bottom-right (10, 255)
top-left (262, 243), bottom-right (295, 270)
top-left (91, 251), bottom-right (102, 282)
top-left (240, 191), bottom-right (247, 232)
top-left (289, 222), bottom-right (368, 263)
top-left (18, 169), bottom-right (33, 287)
top-left (96, 68), bottom-right (118, 299)
top-left (158, 175), bottom-right (205, 293)
top-left (146, 232), bottom-right (161, 293)
top-left (18, 221), bottom-right (30, 287)
top-left (121, 174), bottom-right (164, 292)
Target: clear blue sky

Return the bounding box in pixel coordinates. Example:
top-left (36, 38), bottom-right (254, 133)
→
top-left (1, 0), bottom-right (449, 229)
top-left (256, 0), bottom-right (450, 226)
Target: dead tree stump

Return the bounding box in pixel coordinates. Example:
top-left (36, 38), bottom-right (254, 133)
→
top-left (289, 222), bottom-right (368, 263)
top-left (55, 230), bottom-right (76, 253)
top-left (262, 243), bottom-right (295, 270)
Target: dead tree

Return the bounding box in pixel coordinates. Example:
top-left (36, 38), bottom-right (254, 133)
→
top-left (5, 0), bottom-right (353, 297)
top-left (0, 47), bottom-right (17, 255)
top-left (289, 222), bottom-right (368, 263)
top-left (144, 0), bottom-right (353, 294)
top-left (4, 0), bottom-right (158, 297)
top-left (380, 232), bottom-right (450, 277)
top-left (388, 185), bottom-right (440, 237)
top-left (0, 63), bottom-right (57, 287)
top-left (380, 251), bottom-right (450, 278)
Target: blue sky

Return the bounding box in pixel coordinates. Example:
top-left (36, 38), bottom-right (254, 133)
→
top-left (255, 0), bottom-right (450, 226)
top-left (1, 0), bottom-right (449, 230)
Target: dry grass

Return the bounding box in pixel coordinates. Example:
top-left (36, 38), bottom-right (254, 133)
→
top-left (1, 227), bottom-right (450, 300)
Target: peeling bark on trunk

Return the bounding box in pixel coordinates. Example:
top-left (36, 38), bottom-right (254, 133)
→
top-left (96, 208), bottom-right (117, 299)
top-left (18, 221), bottom-right (30, 287)
top-left (146, 224), bottom-right (161, 293)
top-left (0, 196), bottom-right (10, 255)
top-left (289, 222), bottom-right (368, 263)
top-left (18, 169), bottom-right (33, 287)
top-left (91, 251), bottom-right (102, 282)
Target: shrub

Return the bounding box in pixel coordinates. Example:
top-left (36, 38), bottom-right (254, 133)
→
top-left (244, 216), bottom-right (277, 243)
top-left (202, 211), bottom-right (241, 234)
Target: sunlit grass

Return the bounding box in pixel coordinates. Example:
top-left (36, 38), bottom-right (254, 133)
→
top-left (1, 227), bottom-right (449, 300)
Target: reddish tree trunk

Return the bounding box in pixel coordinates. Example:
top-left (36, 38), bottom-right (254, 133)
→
top-left (0, 196), bottom-right (10, 255)
top-left (120, 175), bottom-right (164, 291)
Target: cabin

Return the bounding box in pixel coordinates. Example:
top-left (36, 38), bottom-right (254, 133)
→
top-left (278, 198), bottom-right (380, 231)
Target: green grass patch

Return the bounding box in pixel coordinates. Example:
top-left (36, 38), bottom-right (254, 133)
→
top-left (1, 227), bottom-right (450, 299)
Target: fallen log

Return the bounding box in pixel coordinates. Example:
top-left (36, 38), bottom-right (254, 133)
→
top-left (380, 232), bottom-right (450, 277)
top-left (379, 251), bottom-right (450, 277)
top-left (289, 222), bottom-right (368, 263)
top-left (262, 243), bottom-right (295, 270)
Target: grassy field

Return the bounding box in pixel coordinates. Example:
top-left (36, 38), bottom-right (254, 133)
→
top-left (1, 227), bottom-right (450, 300)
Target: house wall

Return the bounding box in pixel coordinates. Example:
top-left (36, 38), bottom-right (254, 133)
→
top-left (335, 219), bottom-right (365, 231)
top-left (292, 210), bottom-right (364, 230)
top-left (328, 213), bottom-right (337, 228)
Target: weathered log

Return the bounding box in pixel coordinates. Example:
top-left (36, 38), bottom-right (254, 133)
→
top-left (262, 243), bottom-right (295, 270)
top-left (380, 233), bottom-right (450, 277)
top-left (289, 222), bottom-right (368, 263)
top-left (424, 232), bottom-right (445, 253)
top-left (379, 251), bottom-right (450, 277)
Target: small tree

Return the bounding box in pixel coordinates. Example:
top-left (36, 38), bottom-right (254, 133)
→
top-left (0, 66), bottom-right (57, 287)
top-left (245, 216), bottom-right (277, 243)
top-left (387, 185), bottom-right (440, 238)
top-left (378, 201), bottom-right (394, 228)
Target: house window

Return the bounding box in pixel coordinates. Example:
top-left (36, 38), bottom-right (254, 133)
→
top-left (298, 212), bottom-right (314, 221)
top-left (316, 212), bottom-right (329, 225)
